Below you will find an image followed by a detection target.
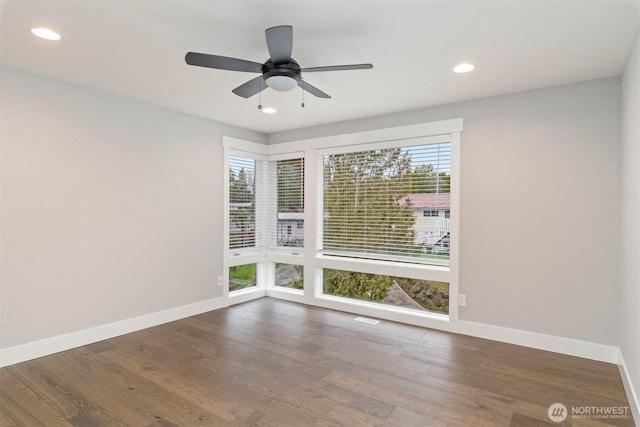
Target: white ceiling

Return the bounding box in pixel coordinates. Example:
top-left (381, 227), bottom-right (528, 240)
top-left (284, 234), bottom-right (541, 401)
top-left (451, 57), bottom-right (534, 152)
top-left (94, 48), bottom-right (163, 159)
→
top-left (1, 0), bottom-right (638, 134)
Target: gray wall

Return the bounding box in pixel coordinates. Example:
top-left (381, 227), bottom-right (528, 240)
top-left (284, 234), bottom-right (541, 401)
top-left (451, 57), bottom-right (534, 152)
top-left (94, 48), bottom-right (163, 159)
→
top-left (269, 78), bottom-right (623, 346)
top-left (621, 25), bottom-right (640, 409)
top-left (0, 67), bottom-right (264, 348)
top-left (0, 67), bottom-right (626, 352)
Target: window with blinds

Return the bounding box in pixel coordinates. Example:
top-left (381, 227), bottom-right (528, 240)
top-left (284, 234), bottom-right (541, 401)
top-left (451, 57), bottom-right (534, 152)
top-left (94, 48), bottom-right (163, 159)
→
top-left (229, 155), bottom-right (256, 249)
top-left (322, 142), bottom-right (451, 265)
top-left (270, 157), bottom-right (304, 248)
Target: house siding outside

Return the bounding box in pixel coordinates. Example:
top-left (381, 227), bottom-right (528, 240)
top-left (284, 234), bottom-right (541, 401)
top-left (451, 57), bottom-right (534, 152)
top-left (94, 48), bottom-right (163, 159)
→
top-left (277, 212), bottom-right (304, 246)
top-left (400, 193), bottom-right (451, 250)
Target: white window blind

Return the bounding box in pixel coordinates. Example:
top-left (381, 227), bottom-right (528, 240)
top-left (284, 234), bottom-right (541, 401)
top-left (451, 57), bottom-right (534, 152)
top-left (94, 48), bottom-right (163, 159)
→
top-left (229, 155), bottom-right (257, 250)
top-left (321, 142), bottom-right (451, 265)
top-left (268, 157), bottom-right (304, 249)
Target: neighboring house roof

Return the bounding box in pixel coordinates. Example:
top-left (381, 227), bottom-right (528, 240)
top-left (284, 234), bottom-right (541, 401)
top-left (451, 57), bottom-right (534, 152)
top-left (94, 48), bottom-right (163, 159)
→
top-left (398, 193), bottom-right (450, 209)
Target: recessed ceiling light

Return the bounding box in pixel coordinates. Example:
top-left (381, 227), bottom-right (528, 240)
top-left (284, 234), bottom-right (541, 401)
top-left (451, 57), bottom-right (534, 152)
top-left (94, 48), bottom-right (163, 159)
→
top-left (31, 27), bottom-right (61, 41)
top-left (262, 107), bottom-right (277, 114)
top-left (453, 63), bottom-right (475, 73)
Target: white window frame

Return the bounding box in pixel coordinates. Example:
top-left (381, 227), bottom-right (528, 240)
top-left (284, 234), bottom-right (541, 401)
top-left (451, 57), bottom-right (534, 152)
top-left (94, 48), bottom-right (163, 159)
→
top-left (223, 138), bottom-right (268, 305)
top-left (265, 151), bottom-right (306, 299)
top-left (222, 118), bottom-right (461, 332)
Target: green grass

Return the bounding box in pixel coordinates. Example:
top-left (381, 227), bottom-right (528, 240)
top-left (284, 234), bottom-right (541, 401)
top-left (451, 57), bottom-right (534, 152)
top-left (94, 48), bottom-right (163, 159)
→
top-left (229, 263), bottom-right (256, 291)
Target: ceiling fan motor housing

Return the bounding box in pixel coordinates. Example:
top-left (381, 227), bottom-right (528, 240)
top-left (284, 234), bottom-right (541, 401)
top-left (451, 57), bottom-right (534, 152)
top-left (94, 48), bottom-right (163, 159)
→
top-left (262, 58), bottom-right (302, 90)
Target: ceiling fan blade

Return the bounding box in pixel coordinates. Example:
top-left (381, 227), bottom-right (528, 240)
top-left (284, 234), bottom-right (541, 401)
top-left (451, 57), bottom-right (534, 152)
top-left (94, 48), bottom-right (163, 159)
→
top-left (299, 80), bottom-right (331, 99)
top-left (185, 52), bottom-right (262, 73)
top-left (302, 64), bottom-right (374, 72)
top-left (265, 25), bottom-right (293, 65)
top-left (232, 76), bottom-right (267, 98)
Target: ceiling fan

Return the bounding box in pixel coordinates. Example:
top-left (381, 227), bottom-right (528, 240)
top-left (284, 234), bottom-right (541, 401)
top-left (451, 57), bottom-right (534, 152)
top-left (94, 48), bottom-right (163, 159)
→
top-left (185, 25), bottom-right (373, 99)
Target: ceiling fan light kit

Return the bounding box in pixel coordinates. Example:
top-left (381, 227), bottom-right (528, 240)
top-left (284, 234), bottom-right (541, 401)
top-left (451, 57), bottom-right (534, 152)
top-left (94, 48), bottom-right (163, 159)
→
top-left (185, 25), bottom-right (373, 106)
top-left (265, 75), bottom-right (299, 92)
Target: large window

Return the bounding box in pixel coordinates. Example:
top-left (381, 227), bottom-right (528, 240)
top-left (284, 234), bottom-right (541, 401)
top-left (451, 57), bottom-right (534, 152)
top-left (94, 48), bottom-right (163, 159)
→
top-left (323, 268), bottom-right (449, 314)
top-left (321, 142), bottom-right (451, 266)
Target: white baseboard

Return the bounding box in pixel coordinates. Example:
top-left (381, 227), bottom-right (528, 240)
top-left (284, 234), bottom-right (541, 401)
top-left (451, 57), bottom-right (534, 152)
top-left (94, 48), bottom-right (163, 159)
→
top-left (0, 296), bottom-right (226, 368)
top-left (618, 350), bottom-right (640, 425)
top-left (458, 320), bottom-right (620, 364)
top-left (228, 287), bottom-right (266, 306)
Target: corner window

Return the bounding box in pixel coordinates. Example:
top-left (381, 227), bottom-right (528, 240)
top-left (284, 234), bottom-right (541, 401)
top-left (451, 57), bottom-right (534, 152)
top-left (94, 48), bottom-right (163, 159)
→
top-left (223, 119), bottom-right (460, 330)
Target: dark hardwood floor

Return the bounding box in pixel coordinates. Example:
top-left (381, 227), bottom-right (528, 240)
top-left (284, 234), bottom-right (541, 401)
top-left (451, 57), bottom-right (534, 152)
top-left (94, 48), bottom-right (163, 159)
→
top-left (0, 298), bottom-right (635, 426)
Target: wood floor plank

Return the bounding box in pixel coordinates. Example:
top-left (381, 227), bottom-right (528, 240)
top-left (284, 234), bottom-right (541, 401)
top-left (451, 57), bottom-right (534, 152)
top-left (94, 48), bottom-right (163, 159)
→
top-left (98, 343), bottom-right (253, 425)
top-left (0, 393), bottom-right (50, 426)
top-left (100, 333), bottom-right (311, 426)
top-left (481, 354), bottom-right (628, 402)
top-left (40, 347), bottom-right (230, 426)
top-left (1, 358), bottom-right (124, 426)
top-left (370, 370), bottom-right (514, 422)
top-left (386, 405), bottom-right (449, 427)
top-left (7, 360), bottom-right (81, 420)
top-left (32, 351), bottom-right (153, 426)
top-left (427, 361), bottom-right (632, 413)
top-left (0, 368), bottom-right (73, 426)
top-left (510, 412), bottom-right (557, 426)
top-left (0, 298), bottom-right (635, 426)
top-left (0, 399), bottom-right (22, 427)
top-left (321, 369), bottom-right (503, 426)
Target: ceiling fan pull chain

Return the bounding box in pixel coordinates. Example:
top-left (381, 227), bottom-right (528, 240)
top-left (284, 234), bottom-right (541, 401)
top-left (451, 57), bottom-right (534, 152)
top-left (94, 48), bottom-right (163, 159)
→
top-left (301, 80), bottom-right (305, 108)
top-left (258, 78), bottom-right (263, 110)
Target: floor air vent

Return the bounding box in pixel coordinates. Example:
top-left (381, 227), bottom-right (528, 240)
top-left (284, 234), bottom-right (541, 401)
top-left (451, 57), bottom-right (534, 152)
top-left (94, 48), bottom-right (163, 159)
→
top-left (354, 317), bottom-right (380, 325)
